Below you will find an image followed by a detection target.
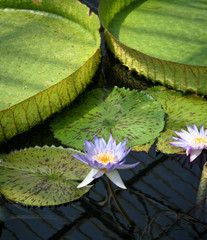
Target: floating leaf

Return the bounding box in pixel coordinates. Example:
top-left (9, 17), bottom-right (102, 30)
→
top-left (0, 0), bottom-right (101, 143)
top-left (50, 87), bottom-right (165, 151)
top-left (99, 0), bottom-right (207, 95)
top-left (0, 146), bottom-right (91, 206)
top-left (133, 86), bottom-right (207, 153)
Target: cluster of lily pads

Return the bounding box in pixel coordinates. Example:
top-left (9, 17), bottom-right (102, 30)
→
top-left (0, 85), bottom-right (206, 207)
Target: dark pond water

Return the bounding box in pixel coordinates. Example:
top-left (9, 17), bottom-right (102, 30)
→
top-left (0, 0), bottom-right (207, 239)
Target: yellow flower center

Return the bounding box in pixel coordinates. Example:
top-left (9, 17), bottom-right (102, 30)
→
top-left (95, 151), bottom-right (117, 165)
top-left (193, 136), bottom-right (207, 147)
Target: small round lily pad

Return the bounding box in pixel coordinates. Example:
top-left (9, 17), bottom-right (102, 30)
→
top-left (50, 87), bottom-right (165, 151)
top-left (0, 146), bottom-right (91, 206)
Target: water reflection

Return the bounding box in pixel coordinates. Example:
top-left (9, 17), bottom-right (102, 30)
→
top-left (0, 150), bottom-right (206, 240)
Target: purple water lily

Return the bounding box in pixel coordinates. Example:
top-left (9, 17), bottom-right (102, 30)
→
top-left (72, 135), bottom-right (140, 189)
top-left (170, 124), bottom-right (207, 162)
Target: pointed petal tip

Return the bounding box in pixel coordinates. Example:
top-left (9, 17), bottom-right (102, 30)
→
top-left (189, 155), bottom-right (196, 162)
top-left (189, 149), bottom-right (202, 162)
top-left (77, 168), bottom-right (99, 188)
top-left (77, 182), bottom-right (86, 188)
top-left (117, 161), bottom-right (140, 170)
top-left (106, 170), bottom-right (127, 189)
top-left (120, 185), bottom-right (127, 190)
top-left (186, 148), bottom-right (191, 156)
top-left (77, 183), bottom-right (94, 189)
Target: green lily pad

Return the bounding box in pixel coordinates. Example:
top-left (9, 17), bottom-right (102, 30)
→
top-left (0, 146), bottom-right (91, 206)
top-left (50, 87), bottom-right (165, 151)
top-left (133, 86), bottom-right (207, 153)
top-left (99, 0), bottom-right (207, 95)
top-left (0, 0), bottom-right (101, 143)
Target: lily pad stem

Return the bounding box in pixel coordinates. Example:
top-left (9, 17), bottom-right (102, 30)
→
top-left (196, 162), bottom-right (207, 206)
top-left (106, 176), bottom-right (136, 227)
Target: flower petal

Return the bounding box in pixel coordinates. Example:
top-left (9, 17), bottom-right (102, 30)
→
top-left (200, 125), bottom-right (205, 135)
top-left (186, 148), bottom-right (191, 156)
top-left (105, 170), bottom-right (126, 189)
top-left (71, 153), bottom-right (88, 164)
top-left (187, 125), bottom-right (196, 136)
top-left (174, 131), bottom-right (190, 139)
top-left (77, 168), bottom-right (99, 188)
top-left (189, 149), bottom-right (202, 162)
top-left (93, 170), bottom-right (105, 179)
top-left (106, 162), bottom-right (120, 172)
top-left (193, 124), bottom-right (199, 134)
top-left (170, 141), bottom-right (188, 148)
top-left (93, 160), bottom-right (105, 169)
top-left (84, 139), bottom-right (94, 152)
top-left (119, 147), bottom-right (131, 160)
top-left (171, 136), bottom-right (182, 141)
top-left (106, 134), bottom-right (114, 150)
top-left (117, 162), bottom-right (140, 169)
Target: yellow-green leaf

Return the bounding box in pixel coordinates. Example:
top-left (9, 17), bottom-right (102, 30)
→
top-left (99, 0), bottom-right (207, 95)
top-left (50, 87), bottom-right (165, 151)
top-left (0, 146), bottom-right (91, 206)
top-left (0, 0), bottom-right (101, 143)
top-left (133, 86), bottom-right (207, 153)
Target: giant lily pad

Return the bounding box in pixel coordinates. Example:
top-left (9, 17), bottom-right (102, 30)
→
top-left (99, 0), bottom-right (207, 95)
top-left (50, 87), bottom-right (165, 151)
top-left (133, 86), bottom-right (207, 153)
top-left (0, 0), bottom-right (101, 143)
top-left (0, 146), bottom-right (91, 206)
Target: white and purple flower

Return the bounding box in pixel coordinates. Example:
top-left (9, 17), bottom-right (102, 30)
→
top-left (72, 135), bottom-right (140, 189)
top-left (170, 124), bottom-right (207, 162)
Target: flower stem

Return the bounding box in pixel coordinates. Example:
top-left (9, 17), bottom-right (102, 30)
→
top-left (106, 176), bottom-right (136, 227)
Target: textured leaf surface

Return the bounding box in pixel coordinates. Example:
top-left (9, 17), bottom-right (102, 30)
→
top-left (99, 0), bottom-right (207, 95)
top-left (0, 9), bottom-right (95, 110)
top-left (133, 86), bottom-right (207, 153)
top-left (0, 146), bottom-right (91, 206)
top-left (0, 0), bottom-right (101, 142)
top-left (109, 0), bottom-right (207, 66)
top-left (50, 87), bottom-right (165, 151)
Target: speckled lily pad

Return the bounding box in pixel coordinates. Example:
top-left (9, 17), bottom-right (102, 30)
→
top-left (50, 87), bottom-right (165, 151)
top-left (0, 146), bottom-right (91, 206)
top-left (133, 86), bottom-right (207, 153)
